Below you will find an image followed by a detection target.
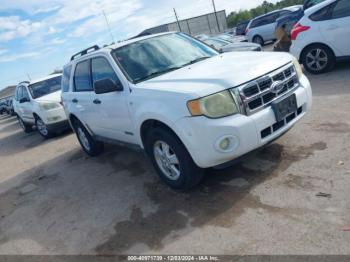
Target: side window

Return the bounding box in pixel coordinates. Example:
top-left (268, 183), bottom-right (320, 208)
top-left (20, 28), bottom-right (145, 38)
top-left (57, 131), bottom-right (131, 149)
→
top-left (22, 87), bottom-right (30, 100)
top-left (62, 65), bottom-right (72, 92)
top-left (309, 4), bottom-right (335, 21)
top-left (91, 57), bottom-right (121, 88)
top-left (74, 60), bottom-right (92, 92)
top-left (332, 0), bottom-right (350, 19)
top-left (16, 86), bottom-right (23, 101)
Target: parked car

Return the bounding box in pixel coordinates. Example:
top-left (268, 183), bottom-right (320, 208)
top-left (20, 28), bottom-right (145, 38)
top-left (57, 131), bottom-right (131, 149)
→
top-left (290, 0), bottom-right (350, 74)
top-left (0, 99), bottom-right (6, 115)
top-left (216, 33), bottom-right (247, 43)
top-left (62, 32), bottom-right (312, 190)
top-left (224, 28), bottom-right (236, 36)
top-left (246, 7), bottom-right (301, 45)
top-left (236, 20), bottom-right (250, 36)
top-left (4, 97), bottom-right (15, 115)
top-left (195, 34), bottom-right (209, 41)
top-left (13, 75), bottom-right (70, 138)
top-left (203, 37), bottom-right (262, 52)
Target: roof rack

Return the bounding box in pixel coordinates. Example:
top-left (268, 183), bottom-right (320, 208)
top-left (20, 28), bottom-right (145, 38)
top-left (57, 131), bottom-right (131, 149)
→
top-left (70, 45), bottom-right (100, 61)
top-left (18, 81), bottom-right (30, 85)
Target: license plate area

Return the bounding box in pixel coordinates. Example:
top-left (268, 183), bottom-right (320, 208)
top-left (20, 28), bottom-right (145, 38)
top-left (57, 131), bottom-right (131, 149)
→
top-left (272, 94), bottom-right (297, 122)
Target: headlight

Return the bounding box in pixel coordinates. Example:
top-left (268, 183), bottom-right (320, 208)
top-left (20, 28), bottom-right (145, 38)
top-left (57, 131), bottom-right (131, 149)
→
top-left (187, 90), bottom-right (239, 118)
top-left (293, 57), bottom-right (303, 79)
top-left (39, 102), bottom-right (61, 111)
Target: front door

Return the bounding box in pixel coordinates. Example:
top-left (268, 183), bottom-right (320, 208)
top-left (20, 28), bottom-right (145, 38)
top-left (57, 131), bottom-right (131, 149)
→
top-left (90, 56), bottom-right (135, 143)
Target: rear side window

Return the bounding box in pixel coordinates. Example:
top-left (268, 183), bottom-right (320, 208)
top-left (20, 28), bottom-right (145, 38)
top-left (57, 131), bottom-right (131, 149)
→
top-left (74, 60), bottom-right (92, 92)
top-left (332, 0), bottom-right (350, 19)
top-left (91, 57), bottom-right (121, 87)
top-left (309, 3), bottom-right (335, 21)
top-left (62, 65), bottom-right (72, 92)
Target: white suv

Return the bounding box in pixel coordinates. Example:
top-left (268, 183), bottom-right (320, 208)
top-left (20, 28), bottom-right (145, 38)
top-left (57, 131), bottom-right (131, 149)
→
top-left (290, 0), bottom-right (350, 74)
top-left (13, 74), bottom-right (70, 138)
top-left (62, 32), bottom-right (312, 190)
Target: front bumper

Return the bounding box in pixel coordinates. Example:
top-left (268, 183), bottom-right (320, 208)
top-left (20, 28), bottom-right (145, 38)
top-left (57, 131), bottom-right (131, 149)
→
top-left (46, 120), bottom-right (71, 133)
top-left (174, 74), bottom-right (312, 168)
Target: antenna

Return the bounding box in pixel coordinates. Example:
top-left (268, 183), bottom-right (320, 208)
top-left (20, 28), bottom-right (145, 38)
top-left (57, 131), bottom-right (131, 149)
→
top-left (173, 8), bottom-right (182, 32)
top-left (26, 73), bottom-right (31, 81)
top-left (102, 10), bottom-right (115, 44)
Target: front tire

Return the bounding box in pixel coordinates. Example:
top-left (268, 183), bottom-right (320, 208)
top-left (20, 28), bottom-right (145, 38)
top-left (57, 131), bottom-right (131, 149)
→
top-left (36, 117), bottom-right (53, 138)
top-left (18, 116), bottom-right (32, 133)
top-left (301, 44), bottom-right (335, 74)
top-left (145, 128), bottom-right (204, 190)
top-left (73, 120), bottom-right (104, 156)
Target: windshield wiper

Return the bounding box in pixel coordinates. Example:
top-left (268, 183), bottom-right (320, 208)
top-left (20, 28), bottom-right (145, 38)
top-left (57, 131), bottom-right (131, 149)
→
top-left (134, 66), bottom-right (182, 83)
top-left (182, 56), bottom-right (211, 67)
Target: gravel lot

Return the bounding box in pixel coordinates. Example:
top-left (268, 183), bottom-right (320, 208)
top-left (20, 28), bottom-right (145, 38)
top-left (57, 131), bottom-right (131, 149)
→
top-left (0, 58), bottom-right (349, 255)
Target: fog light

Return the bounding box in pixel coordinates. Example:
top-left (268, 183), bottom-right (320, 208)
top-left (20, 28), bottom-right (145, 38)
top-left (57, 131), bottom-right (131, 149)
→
top-left (215, 135), bottom-right (238, 153)
top-left (219, 138), bottom-right (230, 150)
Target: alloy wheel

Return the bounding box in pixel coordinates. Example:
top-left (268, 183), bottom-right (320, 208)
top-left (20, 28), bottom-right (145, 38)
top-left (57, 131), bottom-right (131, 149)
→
top-left (77, 127), bottom-right (91, 151)
top-left (306, 48), bottom-right (328, 71)
top-left (36, 118), bottom-right (48, 136)
top-left (153, 140), bottom-right (181, 181)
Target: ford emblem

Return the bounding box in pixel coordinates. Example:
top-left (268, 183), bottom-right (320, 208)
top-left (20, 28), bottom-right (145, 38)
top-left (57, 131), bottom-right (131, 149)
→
top-left (270, 81), bottom-right (284, 94)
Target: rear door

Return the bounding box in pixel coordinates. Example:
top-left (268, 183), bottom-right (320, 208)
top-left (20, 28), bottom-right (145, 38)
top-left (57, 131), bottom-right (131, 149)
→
top-left (321, 0), bottom-right (350, 56)
top-left (90, 56), bottom-right (135, 143)
top-left (71, 59), bottom-right (96, 131)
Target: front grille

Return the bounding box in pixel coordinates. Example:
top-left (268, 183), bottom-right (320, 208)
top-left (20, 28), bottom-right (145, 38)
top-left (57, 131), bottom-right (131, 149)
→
top-left (238, 64), bottom-right (299, 115)
top-left (260, 106), bottom-right (304, 139)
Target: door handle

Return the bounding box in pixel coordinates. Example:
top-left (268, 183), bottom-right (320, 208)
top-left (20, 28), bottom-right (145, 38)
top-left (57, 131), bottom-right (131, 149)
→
top-left (72, 98), bottom-right (78, 103)
top-left (93, 99), bottom-right (101, 104)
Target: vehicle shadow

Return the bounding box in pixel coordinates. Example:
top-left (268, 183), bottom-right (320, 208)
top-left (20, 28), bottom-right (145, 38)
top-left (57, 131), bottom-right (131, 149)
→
top-left (0, 138), bottom-right (326, 254)
top-left (0, 115), bottom-right (17, 125)
top-left (0, 127), bottom-right (72, 157)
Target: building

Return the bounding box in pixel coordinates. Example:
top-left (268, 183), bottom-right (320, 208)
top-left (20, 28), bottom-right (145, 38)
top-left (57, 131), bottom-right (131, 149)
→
top-left (137, 10), bottom-right (228, 37)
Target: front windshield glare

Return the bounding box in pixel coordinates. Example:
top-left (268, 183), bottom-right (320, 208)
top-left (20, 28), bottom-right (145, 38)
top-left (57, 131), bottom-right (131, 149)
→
top-left (29, 76), bottom-right (62, 99)
top-left (112, 33), bottom-right (218, 83)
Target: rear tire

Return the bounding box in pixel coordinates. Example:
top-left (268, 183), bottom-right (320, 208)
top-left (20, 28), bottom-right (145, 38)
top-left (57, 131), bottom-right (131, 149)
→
top-left (73, 119), bottom-right (104, 156)
top-left (253, 35), bottom-right (264, 46)
top-left (145, 127), bottom-right (204, 191)
top-left (301, 44), bottom-right (335, 74)
top-left (18, 116), bottom-right (32, 133)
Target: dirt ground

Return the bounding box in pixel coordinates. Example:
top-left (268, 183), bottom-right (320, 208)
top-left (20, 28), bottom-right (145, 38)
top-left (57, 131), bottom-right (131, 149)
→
top-left (0, 60), bottom-right (349, 255)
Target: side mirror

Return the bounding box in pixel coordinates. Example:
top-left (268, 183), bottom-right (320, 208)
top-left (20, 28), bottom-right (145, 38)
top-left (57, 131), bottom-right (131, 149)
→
top-left (19, 97), bottom-right (29, 103)
top-left (94, 78), bottom-right (123, 94)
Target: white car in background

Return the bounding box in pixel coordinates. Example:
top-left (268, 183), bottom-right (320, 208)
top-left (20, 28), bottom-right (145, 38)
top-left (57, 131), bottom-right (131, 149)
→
top-left (290, 0), bottom-right (350, 74)
top-left (203, 37), bottom-right (262, 52)
top-left (13, 74), bottom-right (70, 138)
top-left (246, 6), bottom-right (302, 45)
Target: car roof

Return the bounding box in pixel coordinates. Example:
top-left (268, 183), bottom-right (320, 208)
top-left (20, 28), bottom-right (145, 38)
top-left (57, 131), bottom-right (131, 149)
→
top-left (304, 0), bottom-right (335, 16)
top-left (283, 5), bottom-right (303, 12)
top-left (28, 73), bottom-right (62, 86)
top-left (251, 9), bottom-right (281, 21)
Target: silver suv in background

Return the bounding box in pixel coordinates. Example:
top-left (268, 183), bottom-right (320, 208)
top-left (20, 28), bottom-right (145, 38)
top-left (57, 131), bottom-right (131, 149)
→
top-left (246, 6), bottom-right (302, 45)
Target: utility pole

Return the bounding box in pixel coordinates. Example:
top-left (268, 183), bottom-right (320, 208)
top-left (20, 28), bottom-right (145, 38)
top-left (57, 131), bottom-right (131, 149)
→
top-left (102, 10), bottom-right (115, 44)
top-left (212, 0), bottom-right (220, 33)
top-left (173, 8), bottom-right (182, 32)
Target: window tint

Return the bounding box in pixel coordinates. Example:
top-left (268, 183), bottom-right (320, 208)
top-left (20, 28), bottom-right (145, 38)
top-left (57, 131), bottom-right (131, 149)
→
top-left (91, 57), bottom-right (121, 87)
top-left (22, 87), bottom-right (30, 100)
top-left (310, 3), bottom-right (335, 21)
top-left (278, 10), bottom-right (291, 18)
top-left (332, 0), bottom-right (350, 19)
top-left (74, 60), bottom-right (92, 92)
top-left (62, 65), bottom-right (72, 92)
top-left (251, 13), bottom-right (277, 28)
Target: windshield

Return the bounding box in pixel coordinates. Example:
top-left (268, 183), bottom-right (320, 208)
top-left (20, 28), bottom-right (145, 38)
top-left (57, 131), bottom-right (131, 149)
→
top-left (112, 33), bottom-right (218, 83)
top-left (28, 76), bottom-right (62, 99)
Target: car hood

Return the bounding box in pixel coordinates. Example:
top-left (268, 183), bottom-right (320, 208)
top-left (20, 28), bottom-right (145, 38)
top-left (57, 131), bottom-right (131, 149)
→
top-left (222, 42), bottom-right (261, 52)
top-left (136, 52), bottom-right (293, 97)
top-left (34, 90), bottom-right (62, 103)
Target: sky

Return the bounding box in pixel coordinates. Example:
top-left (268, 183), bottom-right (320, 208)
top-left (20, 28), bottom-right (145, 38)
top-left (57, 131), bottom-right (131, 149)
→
top-left (0, 0), bottom-right (278, 89)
